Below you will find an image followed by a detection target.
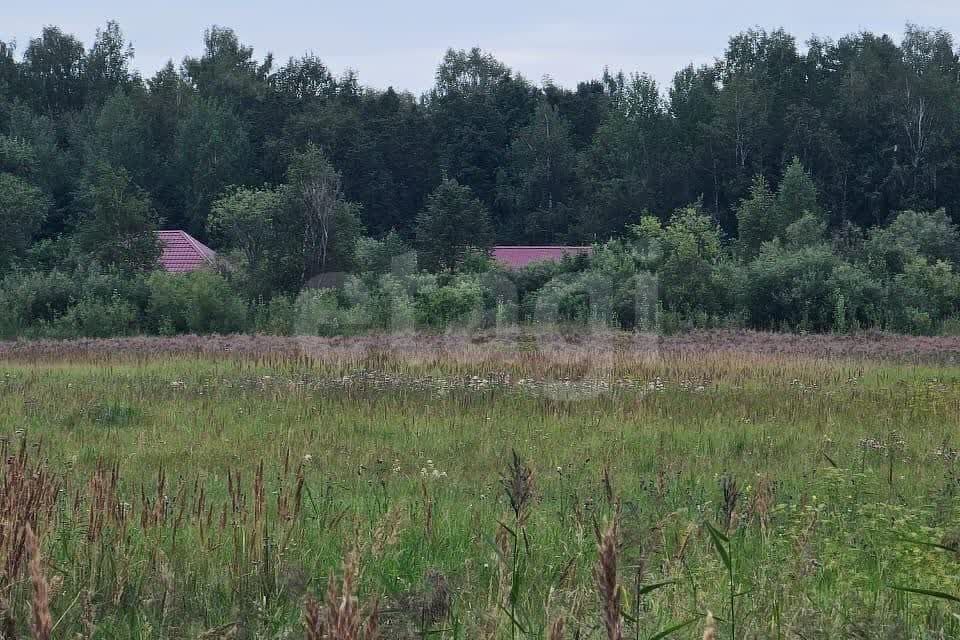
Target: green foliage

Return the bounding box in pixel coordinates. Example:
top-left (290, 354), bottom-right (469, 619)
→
top-left (209, 186), bottom-right (280, 260)
top-left (173, 98), bottom-right (251, 233)
top-left (737, 160), bottom-right (822, 259)
top-left (776, 157), bottom-right (821, 224)
top-left (497, 100), bottom-right (577, 241)
top-left (84, 88), bottom-right (150, 182)
top-left (738, 244), bottom-right (883, 331)
top-left (76, 163), bottom-right (160, 272)
top-left (577, 73), bottom-right (672, 239)
top-left (864, 209), bottom-right (960, 275)
top-left (430, 47), bottom-right (536, 208)
top-left (735, 175), bottom-right (777, 257)
top-left (45, 293), bottom-right (139, 338)
top-left (290, 288), bottom-right (343, 336)
top-left (0, 135), bottom-right (39, 175)
top-left (783, 212), bottom-right (827, 249)
top-left (414, 274), bottom-right (485, 329)
top-left (354, 231), bottom-right (415, 275)
top-left (84, 21), bottom-right (136, 103)
top-left (657, 205), bottom-right (728, 316)
top-left (532, 270), bottom-right (619, 327)
top-left (21, 26), bottom-right (86, 113)
top-left (286, 144), bottom-right (363, 277)
top-left (252, 294), bottom-right (296, 335)
top-left (145, 270), bottom-right (248, 334)
top-left (415, 179), bottom-right (494, 271)
top-left (0, 264), bottom-right (147, 338)
top-left (888, 258), bottom-right (960, 334)
top-left (0, 172), bottom-right (49, 266)
top-left (5, 23), bottom-right (960, 336)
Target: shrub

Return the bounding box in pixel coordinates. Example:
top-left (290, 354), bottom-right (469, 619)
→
top-left (43, 295), bottom-right (139, 338)
top-left (738, 244), bottom-right (882, 332)
top-left (291, 288), bottom-right (347, 336)
top-left (252, 295), bottom-right (296, 336)
top-left (887, 258), bottom-right (960, 333)
top-left (146, 271), bottom-right (248, 335)
top-left (657, 206), bottom-right (728, 316)
top-left (355, 232), bottom-right (416, 275)
top-left (864, 209), bottom-right (960, 275)
top-left (415, 275), bottom-right (485, 330)
top-left (0, 265), bottom-right (147, 338)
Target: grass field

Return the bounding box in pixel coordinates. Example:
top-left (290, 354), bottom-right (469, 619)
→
top-left (1, 332), bottom-right (960, 639)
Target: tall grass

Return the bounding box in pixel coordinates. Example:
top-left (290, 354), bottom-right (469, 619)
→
top-left (0, 337), bottom-right (958, 637)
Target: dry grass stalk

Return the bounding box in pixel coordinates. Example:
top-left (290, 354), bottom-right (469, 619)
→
top-left (702, 611), bottom-right (717, 640)
top-left (594, 519), bottom-right (622, 640)
top-left (78, 589), bottom-right (97, 639)
top-left (749, 474), bottom-right (775, 535)
top-left (25, 524), bottom-right (51, 640)
top-left (304, 551), bottom-right (379, 640)
top-left (370, 505), bottom-right (405, 557)
top-left (305, 597), bottom-right (323, 640)
top-left (601, 466), bottom-right (615, 507)
top-left (494, 524), bottom-right (512, 608)
top-left (547, 615), bottom-right (565, 640)
top-left (0, 441), bottom-right (59, 588)
top-left (0, 597), bottom-right (16, 640)
top-left (14, 331), bottom-right (960, 367)
top-left (673, 522), bottom-right (696, 566)
top-left (420, 480), bottom-right (434, 540)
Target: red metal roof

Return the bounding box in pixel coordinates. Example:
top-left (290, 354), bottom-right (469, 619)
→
top-left (156, 230), bottom-right (217, 272)
top-left (491, 246), bottom-right (592, 269)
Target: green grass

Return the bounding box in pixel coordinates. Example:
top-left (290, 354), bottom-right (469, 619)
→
top-left (1, 350), bottom-right (960, 638)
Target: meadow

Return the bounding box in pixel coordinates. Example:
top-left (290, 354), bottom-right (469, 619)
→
top-left (1, 331), bottom-right (959, 639)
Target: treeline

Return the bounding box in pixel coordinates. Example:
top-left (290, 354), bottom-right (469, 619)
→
top-left (3, 22), bottom-right (960, 337)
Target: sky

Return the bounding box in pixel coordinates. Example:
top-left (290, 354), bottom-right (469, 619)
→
top-left (5, 1), bottom-right (960, 95)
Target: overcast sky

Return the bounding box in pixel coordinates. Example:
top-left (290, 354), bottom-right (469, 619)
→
top-left (5, 1), bottom-right (960, 94)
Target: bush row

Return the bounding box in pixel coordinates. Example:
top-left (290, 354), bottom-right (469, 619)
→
top-left (6, 204), bottom-right (960, 339)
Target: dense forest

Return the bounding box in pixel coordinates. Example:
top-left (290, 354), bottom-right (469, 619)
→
top-left (3, 22), bottom-right (960, 337)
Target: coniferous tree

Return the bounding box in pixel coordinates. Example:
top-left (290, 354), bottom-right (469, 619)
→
top-left (415, 178), bottom-right (494, 271)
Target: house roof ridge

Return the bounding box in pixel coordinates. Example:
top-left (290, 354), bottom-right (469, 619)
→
top-left (155, 229), bottom-right (217, 272)
top-left (182, 231), bottom-right (215, 261)
top-left (157, 229), bottom-right (215, 261)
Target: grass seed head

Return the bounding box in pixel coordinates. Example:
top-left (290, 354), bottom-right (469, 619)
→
top-left (702, 611), bottom-right (717, 640)
top-left (25, 524), bottom-right (52, 640)
top-left (594, 519), bottom-right (622, 640)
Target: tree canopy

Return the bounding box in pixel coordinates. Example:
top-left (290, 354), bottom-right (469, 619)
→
top-left (3, 22), bottom-right (960, 337)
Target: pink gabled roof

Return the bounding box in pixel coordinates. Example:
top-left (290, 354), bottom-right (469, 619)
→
top-left (491, 245), bottom-right (592, 269)
top-left (156, 230), bottom-right (217, 272)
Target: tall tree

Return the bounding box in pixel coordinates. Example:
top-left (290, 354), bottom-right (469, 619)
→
top-left (735, 175), bottom-right (777, 257)
top-left (415, 178), bottom-right (493, 270)
top-left (76, 163), bottom-right (159, 271)
top-left (208, 185), bottom-right (284, 297)
top-left (182, 26), bottom-right (271, 105)
top-left (21, 27), bottom-right (86, 113)
top-left (85, 89), bottom-right (150, 184)
top-left (497, 100), bottom-right (577, 242)
top-left (0, 173), bottom-right (49, 266)
top-left (286, 144), bottom-right (363, 281)
top-left (429, 48), bottom-right (537, 210)
top-left (84, 21), bottom-right (137, 104)
top-left (577, 73), bottom-right (675, 240)
top-left (776, 157), bottom-right (822, 223)
top-left (183, 26), bottom-right (275, 180)
top-left (172, 98), bottom-right (251, 234)
top-left (0, 41), bottom-right (18, 104)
